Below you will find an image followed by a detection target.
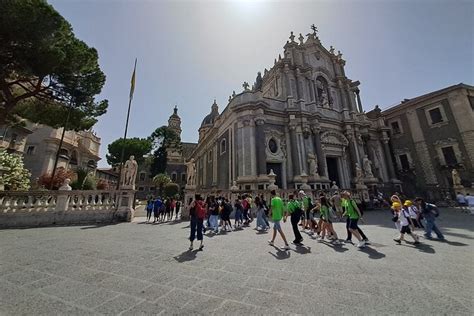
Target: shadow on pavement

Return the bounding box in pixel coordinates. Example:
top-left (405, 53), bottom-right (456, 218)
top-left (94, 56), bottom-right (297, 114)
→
top-left (358, 246), bottom-right (386, 259)
top-left (413, 243), bottom-right (435, 254)
top-left (174, 249), bottom-right (200, 262)
top-left (320, 241), bottom-right (349, 253)
top-left (268, 248), bottom-right (291, 260)
top-left (80, 223), bottom-right (119, 230)
top-left (292, 244), bottom-right (311, 254)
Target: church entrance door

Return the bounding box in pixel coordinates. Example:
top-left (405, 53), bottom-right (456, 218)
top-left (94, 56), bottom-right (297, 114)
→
top-left (326, 157), bottom-right (340, 186)
top-left (266, 163), bottom-right (282, 188)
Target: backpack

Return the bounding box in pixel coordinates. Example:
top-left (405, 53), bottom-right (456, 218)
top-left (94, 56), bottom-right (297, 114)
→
top-left (426, 203), bottom-right (439, 217)
top-left (195, 200), bottom-right (206, 220)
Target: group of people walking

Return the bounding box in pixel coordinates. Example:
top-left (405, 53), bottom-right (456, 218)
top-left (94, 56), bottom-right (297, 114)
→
top-left (187, 189), bottom-right (373, 251)
top-left (145, 197), bottom-right (181, 223)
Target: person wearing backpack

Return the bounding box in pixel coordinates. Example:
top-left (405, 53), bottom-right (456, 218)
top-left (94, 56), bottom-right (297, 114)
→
top-left (414, 197), bottom-right (445, 240)
top-left (393, 202), bottom-right (420, 245)
top-left (189, 194), bottom-right (205, 251)
top-left (287, 193), bottom-right (304, 245)
top-left (341, 191), bottom-right (369, 248)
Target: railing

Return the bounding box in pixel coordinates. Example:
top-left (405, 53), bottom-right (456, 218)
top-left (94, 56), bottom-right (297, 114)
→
top-left (0, 190), bottom-right (124, 213)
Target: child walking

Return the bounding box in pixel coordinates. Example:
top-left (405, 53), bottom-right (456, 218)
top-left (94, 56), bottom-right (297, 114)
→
top-left (393, 202), bottom-right (420, 245)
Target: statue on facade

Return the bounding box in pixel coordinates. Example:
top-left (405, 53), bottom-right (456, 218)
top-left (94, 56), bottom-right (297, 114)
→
top-left (307, 153), bottom-right (319, 176)
top-left (321, 90), bottom-right (329, 107)
top-left (355, 162), bottom-right (364, 183)
top-left (254, 72), bottom-right (263, 91)
top-left (452, 169), bottom-right (462, 186)
top-left (185, 158), bottom-right (196, 186)
top-left (242, 81), bottom-right (250, 91)
top-left (363, 155), bottom-right (374, 178)
top-left (122, 156), bottom-right (138, 187)
top-left (331, 181), bottom-right (339, 191)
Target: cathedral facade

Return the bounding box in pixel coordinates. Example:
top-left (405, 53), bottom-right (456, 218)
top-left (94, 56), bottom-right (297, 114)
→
top-left (190, 28), bottom-right (399, 195)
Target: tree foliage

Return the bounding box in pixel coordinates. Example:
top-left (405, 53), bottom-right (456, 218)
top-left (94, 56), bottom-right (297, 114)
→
top-left (152, 173), bottom-right (171, 196)
top-left (0, 149), bottom-right (31, 191)
top-left (0, 0), bottom-right (108, 130)
top-left (70, 167), bottom-right (96, 190)
top-left (149, 126), bottom-right (180, 176)
top-left (163, 182), bottom-right (180, 198)
top-left (106, 137), bottom-right (152, 166)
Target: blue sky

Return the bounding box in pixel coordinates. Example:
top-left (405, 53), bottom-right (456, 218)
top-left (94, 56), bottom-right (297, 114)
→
top-left (49, 0), bottom-right (473, 167)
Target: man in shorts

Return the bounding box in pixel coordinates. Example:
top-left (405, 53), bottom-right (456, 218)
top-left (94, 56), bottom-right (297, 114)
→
top-left (268, 190), bottom-right (290, 250)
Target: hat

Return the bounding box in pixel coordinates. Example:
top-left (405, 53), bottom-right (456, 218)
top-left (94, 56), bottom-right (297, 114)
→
top-left (403, 200), bottom-right (412, 206)
top-left (392, 202), bottom-right (401, 208)
top-left (298, 190), bottom-right (306, 195)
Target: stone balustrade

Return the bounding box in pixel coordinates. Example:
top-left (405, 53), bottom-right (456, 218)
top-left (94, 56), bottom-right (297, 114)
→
top-left (0, 189), bottom-right (135, 228)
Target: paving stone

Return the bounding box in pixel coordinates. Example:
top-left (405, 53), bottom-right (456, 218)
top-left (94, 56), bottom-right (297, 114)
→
top-left (75, 289), bottom-right (121, 309)
top-left (94, 294), bottom-right (143, 315)
top-left (3, 269), bottom-right (51, 286)
top-left (41, 279), bottom-right (100, 302)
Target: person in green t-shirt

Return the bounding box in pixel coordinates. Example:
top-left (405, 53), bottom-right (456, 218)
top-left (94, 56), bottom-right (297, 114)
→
top-left (319, 196), bottom-right (340, 244)
top-left (287, 193), bottom-right (304, 245)
top-left (298, 190), bottom-right (312, 230)
top-left (268, 190), bottom-right (290, 250)
top-left (341, 191), bottom-right (368, 248)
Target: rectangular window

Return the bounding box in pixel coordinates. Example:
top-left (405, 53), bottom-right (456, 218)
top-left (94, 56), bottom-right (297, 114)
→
top-left (26, 146), bottom-right (35, 155)
top-left (399, 154), bottom-right (410, 170)
top-left (208, 150), bottom-right (213, 162)
top-left (171, 173), bottom-right (177, 182)
top-left (391, 121), bottom-right (401, 135)
top-left (441, 146), bottom-right (457, 165)
top-left (139, 172), bottom-right (146, 181)
top-left (429, 108), bottom-right (443, 124)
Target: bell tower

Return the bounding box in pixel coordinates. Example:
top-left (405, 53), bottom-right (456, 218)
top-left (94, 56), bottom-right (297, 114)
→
top-left (168, 105), bottom-right (182, 137)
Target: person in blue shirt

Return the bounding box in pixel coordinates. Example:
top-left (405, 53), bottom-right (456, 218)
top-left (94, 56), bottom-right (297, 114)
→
top-left (146, 198), bottom-right (154, 223)
top-left (153, 197), bottom-right (163, 223)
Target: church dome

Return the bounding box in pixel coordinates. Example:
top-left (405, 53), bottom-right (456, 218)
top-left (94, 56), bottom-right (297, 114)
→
top-left (200, 99), bottom-right (219, 128)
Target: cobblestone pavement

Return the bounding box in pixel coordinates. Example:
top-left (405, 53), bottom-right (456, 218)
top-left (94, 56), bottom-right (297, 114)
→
top-left (0, 209), bottom-right (473, 315)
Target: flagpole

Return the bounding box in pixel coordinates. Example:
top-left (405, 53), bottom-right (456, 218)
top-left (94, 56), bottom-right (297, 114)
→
top-left (116, 58), bottom-right (137, 190)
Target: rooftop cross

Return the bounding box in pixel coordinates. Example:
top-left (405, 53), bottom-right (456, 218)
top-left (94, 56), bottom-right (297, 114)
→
top-left (311, 24), bottom-right (318, 36)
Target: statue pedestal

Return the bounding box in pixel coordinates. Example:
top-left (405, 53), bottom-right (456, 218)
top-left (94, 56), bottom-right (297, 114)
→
top-left (182, 184), bottom-right (197, 220)
top-left (364, 177), bottom-right (379, 185)
top-left (121, 184), bottom-right (135, 190)
top-left (355, 182), bottom-right (369, 202)
top-left (116, 190), bottom-right (135, 222)
top-left (453, 185), bottom-right (466, 195)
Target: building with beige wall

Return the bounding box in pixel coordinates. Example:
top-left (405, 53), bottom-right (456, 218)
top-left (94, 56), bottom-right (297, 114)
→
top-left (381, 83), bottom-right (474, 198)
top-left (22, 124), bottom-right (101, 180)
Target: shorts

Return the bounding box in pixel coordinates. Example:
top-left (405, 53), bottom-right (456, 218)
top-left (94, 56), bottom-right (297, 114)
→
top-left (273, 221), bottom-right (282, 230)
top-left (348, 218), bottom-right (359, 230)
top-left (400, 225), bottom-right (412, 234)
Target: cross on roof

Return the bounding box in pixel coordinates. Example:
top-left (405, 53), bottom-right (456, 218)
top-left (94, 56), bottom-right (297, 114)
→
top-left (311, 24), bottom-right (318, 35)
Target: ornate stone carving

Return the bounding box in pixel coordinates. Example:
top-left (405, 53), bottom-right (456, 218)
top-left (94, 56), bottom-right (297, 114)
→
top-left (242, 82), bottom-right (250, 91)
top-left (59, 178), bottom-right (72, 191)
top-left (264, 129), bottom-right (286, 161)
top-left (307, 153), bottom-right (319, 176)
top-left (321, 131), bottom-right (349, 147)
top-left (363, 155), bottom-right (374, 178)
top-left (355, 163), bottom-right (364, 184)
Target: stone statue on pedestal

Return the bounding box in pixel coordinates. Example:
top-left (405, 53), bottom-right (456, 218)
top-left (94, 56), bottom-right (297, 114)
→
top-left (363, 155), bottom-right (374, 178)
top-left (331, 181), bottom-right (339, 191)
top-left (452, 169), bottom-right (462, 186)
top-left (321, 90), bottom-right (329, 107)
top-left (307, 153), bottom-right (319, 176)
top-left (122, 156), bottom-right (138, 188)
top-left (59, 178), bottom-right (72, 191)
top-left (185, 159), bottom-right (196, 186)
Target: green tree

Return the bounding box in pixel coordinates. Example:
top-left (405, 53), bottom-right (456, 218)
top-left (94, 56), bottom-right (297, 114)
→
top-left (149, 126), bottom-right (180, 176)
top-left (106, 137), bottom-right (152, 166)
top-left (152, 173), bottom-right (171, 197)
top-left (0, 0), bottom-right (108, 129)
top-left (0, 149), bottom-right (31, 191)
top-left (163, 182), bottom-right (180, 198)
top-left (70, 167), bottom-right (96, 190)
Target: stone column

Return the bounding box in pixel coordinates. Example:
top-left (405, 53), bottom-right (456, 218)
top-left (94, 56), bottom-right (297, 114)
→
top-left (255, 118), bottom-right (267, 176)
top-left (381, 136), bottom-right (396, 180)
top-left (289, 125), bottom-right (300, 176)
top-left (355, 88), bottom-right (363, 113)
top-left (311, 126), bottom-right (326, 177)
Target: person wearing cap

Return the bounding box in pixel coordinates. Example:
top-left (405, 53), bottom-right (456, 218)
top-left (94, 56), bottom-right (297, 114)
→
top-left (287, 193), bottom-right (304, 245)
top-left (404, 200), bottom-right (420, 230)
top-left (393, 201), bottom-right (420, 245)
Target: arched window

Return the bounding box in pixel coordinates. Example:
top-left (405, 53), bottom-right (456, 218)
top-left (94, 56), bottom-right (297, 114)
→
top-left (220, 139), bottom-right (227, 155)
top-left (58, 148), bottom-right (69, 160)
top-left (70, 151), bottom-right (78, 165)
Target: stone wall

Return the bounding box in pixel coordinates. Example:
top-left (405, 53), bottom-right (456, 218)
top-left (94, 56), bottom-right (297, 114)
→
top-left (0, 190), bottom-right (134, 228)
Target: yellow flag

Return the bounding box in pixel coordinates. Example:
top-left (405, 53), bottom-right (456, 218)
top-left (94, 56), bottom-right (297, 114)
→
top-left (129, 58), bottom-right (137, 100)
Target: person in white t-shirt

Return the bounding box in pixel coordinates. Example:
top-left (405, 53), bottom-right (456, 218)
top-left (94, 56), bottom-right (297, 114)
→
top-left (465, 193), bottom-right (474, 215)
top-left (456, 192), bottom-right (467, 212)
top-left (393, 202), bottom-right (420, 245)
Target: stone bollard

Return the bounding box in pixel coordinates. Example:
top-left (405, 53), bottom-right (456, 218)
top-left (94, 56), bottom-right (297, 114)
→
top-left (56, 179), bottom-right (72, 211)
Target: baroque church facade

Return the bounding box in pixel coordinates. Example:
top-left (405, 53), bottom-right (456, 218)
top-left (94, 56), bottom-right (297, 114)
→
top-left (190, 28), bottom-right (400, 195)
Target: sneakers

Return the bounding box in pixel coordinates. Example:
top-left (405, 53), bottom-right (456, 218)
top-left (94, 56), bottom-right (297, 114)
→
top-left (333, 240), bottom-right (341, 245)
top-left (343, 240), bottom-right (353, 245)
top-left (281, 244), bottom-right (290, 250)
top-left (393, 238), bottom-right (401, 244)
top-left (357, 240), bottom-right (366, 248)
top-left (189, 243), bottom-right (193, 251)
top-left (268, 240), bottom-right (274, 246)
top-left (199, 244), bottom-right (204, 251)
top-left (363, 239), bottom-right (370, 245)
